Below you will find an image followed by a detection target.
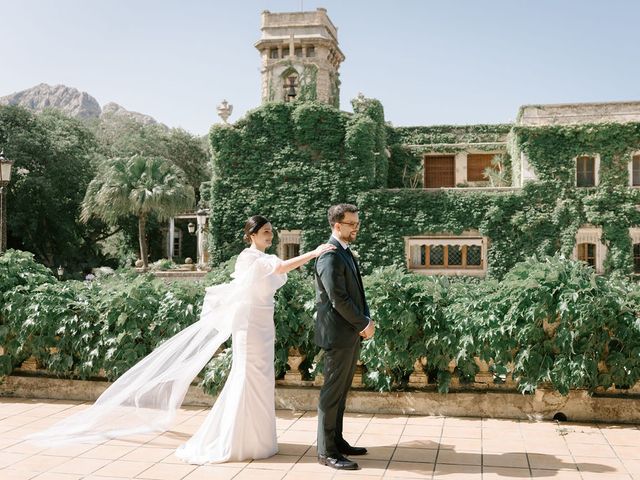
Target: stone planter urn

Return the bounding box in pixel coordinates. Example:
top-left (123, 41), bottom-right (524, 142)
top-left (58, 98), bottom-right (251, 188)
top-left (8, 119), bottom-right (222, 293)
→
top-left (282, 347), bottom-right (305, 385)
top-left (448, 359), bottom-right (460, 388)
top-left (351, 360), bottom-right (364, 388)
top-left (474, 357), bottom-right (494, 386)
top-left (408, 357), bottom-right (428, 387)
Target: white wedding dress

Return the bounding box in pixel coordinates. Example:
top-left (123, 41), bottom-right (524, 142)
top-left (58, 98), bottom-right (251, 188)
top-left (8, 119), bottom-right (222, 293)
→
top-left (27, 248), bottom-right (287, 465)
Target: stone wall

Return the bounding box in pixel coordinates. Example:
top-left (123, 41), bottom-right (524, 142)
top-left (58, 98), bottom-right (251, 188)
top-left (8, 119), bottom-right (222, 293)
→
top-left (2, 374), bottom-right (639, 424)
top-left (3, 350), bottom-right (639, 423)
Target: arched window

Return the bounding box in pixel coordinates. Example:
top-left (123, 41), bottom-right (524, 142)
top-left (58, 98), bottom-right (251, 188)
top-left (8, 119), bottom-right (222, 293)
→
top-left (577, 242), bottom-right (596, 267)
top-left (574, 226), bottom-right (606, 274)
top-left (278, 230), bottom-right (301, 261)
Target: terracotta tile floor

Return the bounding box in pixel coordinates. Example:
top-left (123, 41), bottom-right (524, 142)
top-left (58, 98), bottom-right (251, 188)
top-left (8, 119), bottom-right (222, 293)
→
top-left (1, 398), bottom-right (639, 479)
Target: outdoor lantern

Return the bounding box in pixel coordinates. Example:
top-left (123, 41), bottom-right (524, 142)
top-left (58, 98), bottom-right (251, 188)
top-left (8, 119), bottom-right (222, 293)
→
top-left (57, 265), bottom-right (64, 279)
top-left (187, 222), bottom-right (196, 235)
top-left (0, 150), bottom-right (15, 254)
top-left (0, 150), bottom-right (14, 184)
top-left (196, 209), bottom-right (208, 226)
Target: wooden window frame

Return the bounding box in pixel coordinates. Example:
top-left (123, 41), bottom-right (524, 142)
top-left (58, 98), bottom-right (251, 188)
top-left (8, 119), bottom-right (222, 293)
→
top-left (632, 155), bottom-right (640, 187)
top-left (409, 243), bottom-right (484, 270)
top-left (634, 243), bottom-right (640, 274)
top-left (423, 155), bottom-right (456, 188)
top-left (282, 243), bottom-right (300, 261)
top-left (576, 155), bottom-right (596, 187)
top-left (277, 229), bottom-right (302, 260)
top-left (467, 153), bottom-right (496, 182)
top-left (577, 242), bottom-right (596, 267)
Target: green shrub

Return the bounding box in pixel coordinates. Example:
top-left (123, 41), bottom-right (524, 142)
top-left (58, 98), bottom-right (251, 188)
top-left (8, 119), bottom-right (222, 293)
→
top-left (0, 250), bottom-right (57, 375)
top-left (362, 266), bottom-right (480, 392)
top-left (2, 249), bottom-right (639, 397)
top-left (1, 280), bottom-right (96, 376)
top-left (360, 266), bottom-right (428, 390)
top-left (0, 249), bottom-right (55, 294)
top-left (273, 270), bottom-right (316, 377)
top-left (482, 255), bottom-right (640, 394)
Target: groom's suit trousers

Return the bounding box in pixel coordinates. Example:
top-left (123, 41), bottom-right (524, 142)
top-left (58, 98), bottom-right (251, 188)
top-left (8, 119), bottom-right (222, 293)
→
top-left (317, 342), bottom-right (360, 457)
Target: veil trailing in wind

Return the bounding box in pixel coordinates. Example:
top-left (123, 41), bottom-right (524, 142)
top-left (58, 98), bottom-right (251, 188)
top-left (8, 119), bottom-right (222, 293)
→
top-left (26, 251), bottom-right (270, 446)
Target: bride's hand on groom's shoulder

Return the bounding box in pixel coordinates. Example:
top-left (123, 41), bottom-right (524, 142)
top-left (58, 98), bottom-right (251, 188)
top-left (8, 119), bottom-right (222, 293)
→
top-left (313, 243), bottom-right (336, 257)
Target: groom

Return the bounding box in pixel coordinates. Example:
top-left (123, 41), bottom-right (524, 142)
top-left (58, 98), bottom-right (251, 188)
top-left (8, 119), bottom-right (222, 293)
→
top-left (314, 203), bottom-right (375, 471)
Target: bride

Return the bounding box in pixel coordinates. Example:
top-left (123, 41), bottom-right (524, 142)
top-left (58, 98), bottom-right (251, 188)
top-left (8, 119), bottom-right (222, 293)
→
top-left (27, 215), bottom-right (335, 464)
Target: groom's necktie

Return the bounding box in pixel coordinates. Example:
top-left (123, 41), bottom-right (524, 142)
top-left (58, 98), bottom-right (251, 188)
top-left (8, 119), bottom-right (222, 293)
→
top-left (345, 247), bottom-right (362, 287)
top-left (345, 247), bottom-right (356, 270)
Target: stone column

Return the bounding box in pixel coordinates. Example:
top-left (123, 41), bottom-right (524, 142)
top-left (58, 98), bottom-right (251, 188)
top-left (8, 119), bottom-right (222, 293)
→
top-left (289, 34), bottom-right (295, 58)
top-left (196, 215), bottom-right (206, 266)
top-left (168, 218), bottom-right (175, 259)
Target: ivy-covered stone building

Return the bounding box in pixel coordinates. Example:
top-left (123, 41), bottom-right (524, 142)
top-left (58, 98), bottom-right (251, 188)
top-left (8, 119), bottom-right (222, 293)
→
top-left (207, 9), bottom-right (640, 280)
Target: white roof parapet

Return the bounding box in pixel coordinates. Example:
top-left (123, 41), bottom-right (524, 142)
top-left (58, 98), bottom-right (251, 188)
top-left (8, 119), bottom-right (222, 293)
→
top-left (517, 101), bottom-right (640, 126)
top-left (406, 142), bottom-right (507, 148)
top-left (255, 8), bottom-right (344, 61)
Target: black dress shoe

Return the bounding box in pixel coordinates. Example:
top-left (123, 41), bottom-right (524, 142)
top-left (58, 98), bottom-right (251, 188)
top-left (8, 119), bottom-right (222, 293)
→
top-left (338, 444), bottom-right (368, 456)
top-left (317, 454), bottom-right (359, 470)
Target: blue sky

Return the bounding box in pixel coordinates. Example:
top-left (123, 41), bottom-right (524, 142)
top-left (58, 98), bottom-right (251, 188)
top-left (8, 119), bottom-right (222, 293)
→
top-left (2, 0), bottom-right (639, 135)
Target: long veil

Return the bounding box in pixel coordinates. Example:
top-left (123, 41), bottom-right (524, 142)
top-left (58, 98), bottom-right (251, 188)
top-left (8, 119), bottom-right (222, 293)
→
top-left (25, 249), bottom-right (268, 446)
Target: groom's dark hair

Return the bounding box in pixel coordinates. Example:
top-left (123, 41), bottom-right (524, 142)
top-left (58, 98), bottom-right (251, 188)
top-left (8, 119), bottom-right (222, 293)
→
top-left (328, 204), bottom-right (358, 227)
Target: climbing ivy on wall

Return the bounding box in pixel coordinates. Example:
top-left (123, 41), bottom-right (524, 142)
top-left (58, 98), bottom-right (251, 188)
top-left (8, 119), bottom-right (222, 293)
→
top-left (514, 122), bottom-right (640, 274)
top-left (386, 124), bottom-right (513, 188)
top-left (208, 98), bottom-right (387, 264)
top-left (394, 124), bottom-right (512, 146)
top-left (297, 65), bottom-right (318, 102)
top-left (329, 72), bottom-right (340, 109)
top-left (209, 97), bottom-right (640, 278)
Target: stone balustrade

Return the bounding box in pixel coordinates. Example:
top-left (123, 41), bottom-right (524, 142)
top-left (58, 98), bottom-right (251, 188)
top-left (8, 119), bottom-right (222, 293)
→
top-left (275, 349), bottom-right (640, 395)
top-left (6, 349), bottom-right (640, 397)
top-left (3, 348), bottom-right (640, 423)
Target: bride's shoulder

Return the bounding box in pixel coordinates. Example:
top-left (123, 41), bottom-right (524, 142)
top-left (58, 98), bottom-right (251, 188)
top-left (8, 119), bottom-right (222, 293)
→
top-left (239, 248), bottom-right (263, 258)
top-left (236, 248), bottom-right (265, 265)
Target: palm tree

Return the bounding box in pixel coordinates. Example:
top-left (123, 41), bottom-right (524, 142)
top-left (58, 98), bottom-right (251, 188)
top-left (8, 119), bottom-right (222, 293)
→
top-left (81, 154), bottom-right (195, 270)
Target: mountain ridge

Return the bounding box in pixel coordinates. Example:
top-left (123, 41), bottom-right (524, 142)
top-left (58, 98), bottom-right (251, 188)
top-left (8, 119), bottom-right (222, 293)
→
top-left (0, 83), bottom-right (164, 127)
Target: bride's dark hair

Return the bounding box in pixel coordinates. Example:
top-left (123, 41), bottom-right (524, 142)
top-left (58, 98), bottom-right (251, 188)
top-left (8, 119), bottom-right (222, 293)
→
top-left (243, 215), bottom-right (270, 244)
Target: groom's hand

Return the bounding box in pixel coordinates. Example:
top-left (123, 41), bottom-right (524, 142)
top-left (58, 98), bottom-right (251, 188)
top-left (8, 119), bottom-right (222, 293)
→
top-left (360, 320), bottom-right (375, 340)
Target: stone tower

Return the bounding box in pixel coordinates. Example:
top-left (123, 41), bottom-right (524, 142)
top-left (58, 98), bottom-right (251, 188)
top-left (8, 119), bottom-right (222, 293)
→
top-left (254, 8), bottom-right (345, 107)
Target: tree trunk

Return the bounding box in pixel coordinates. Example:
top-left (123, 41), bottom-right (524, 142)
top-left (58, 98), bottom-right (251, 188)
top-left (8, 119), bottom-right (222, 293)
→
top-left (138, 214), bottom-right (148, 270)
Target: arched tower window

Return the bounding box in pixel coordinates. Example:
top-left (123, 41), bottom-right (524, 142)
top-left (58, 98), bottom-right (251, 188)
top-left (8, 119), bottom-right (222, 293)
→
top-left (281, 67), bottom-right (299, 102)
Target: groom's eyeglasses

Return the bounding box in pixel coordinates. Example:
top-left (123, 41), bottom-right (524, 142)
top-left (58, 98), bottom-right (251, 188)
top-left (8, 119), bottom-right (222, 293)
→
top-left (338, 221), bottom-right (361, 229)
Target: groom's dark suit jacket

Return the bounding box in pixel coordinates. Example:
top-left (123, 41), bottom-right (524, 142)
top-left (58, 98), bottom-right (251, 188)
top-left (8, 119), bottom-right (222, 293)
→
top-left (314, 237), bottom-right (370, 349)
